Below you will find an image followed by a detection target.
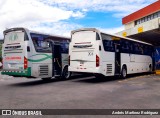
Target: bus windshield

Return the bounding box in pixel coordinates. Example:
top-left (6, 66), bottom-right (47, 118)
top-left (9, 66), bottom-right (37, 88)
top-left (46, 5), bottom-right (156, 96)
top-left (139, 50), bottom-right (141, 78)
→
top-left (30, 33), bottom-right (52, 53)
top-left (72, 31), bottom-right (97, 43)
top-left (4, 30), bottom-right (25, 44)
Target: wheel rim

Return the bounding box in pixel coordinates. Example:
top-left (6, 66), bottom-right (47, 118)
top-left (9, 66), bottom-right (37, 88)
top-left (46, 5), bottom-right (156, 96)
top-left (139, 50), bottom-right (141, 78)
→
top-left (64, 67), bottom-right (70, 79)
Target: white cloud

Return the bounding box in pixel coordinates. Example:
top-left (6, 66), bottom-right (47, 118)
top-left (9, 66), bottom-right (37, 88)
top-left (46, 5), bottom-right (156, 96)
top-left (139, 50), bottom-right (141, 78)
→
top-left (99, 26), bottom-right (124, 34)
top-left (0, 0), bottom-right (156, 39)
top-left (0, 0), bottom-right (84, 38)
top-left (30, 22), bottom-right (82, 37)
top-left (41, 0), bottom-right (156, 17)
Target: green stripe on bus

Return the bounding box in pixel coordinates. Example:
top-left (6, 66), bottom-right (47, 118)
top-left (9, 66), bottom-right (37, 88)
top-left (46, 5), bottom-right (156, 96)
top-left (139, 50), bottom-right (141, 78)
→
top-left (28, 54), bottom-right (52, 62)
top-left (1, 67), bottom-right (31, 77)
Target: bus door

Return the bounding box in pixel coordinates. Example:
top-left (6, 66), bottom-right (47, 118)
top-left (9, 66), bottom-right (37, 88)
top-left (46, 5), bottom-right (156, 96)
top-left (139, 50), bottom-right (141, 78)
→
top-left (53, 44), bottom-right (62, 76)
top-left (114, 43), bottom-right (121, 75)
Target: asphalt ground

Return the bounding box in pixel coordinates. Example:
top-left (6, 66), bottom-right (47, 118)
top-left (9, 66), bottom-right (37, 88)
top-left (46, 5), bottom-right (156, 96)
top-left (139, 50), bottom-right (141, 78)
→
top-left (0, 72), bottom-right (160, 118)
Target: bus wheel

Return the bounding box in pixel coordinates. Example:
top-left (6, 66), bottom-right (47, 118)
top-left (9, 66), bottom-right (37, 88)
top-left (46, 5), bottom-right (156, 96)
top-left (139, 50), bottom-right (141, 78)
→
top-left (121, 66), bottom-right (127, 79)
top-left (62, 66), bottom-right (71, 79)
top-left (149, 65), bottom-right (152, 72)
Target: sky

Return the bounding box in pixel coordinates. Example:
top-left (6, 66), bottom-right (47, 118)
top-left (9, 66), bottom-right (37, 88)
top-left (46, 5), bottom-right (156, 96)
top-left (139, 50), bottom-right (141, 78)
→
top-left (0, 0), bottom-right (157, 39)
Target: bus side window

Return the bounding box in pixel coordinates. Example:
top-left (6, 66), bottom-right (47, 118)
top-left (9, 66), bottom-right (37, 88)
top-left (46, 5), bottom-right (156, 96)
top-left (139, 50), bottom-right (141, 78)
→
top-left (32, 38), bottom-right (39, 48)
top-left (143, 45), bottom-right (147, 55)
top-left (147, 46), bottom-right (152, 56)
top-left (134, 43), bottom-right (140, 54)
top-left (129, 41), bottom-right (133, 53)
top-left (96, 33), bottom-right (100, 40)
top-left (139, 44), bottom-right (144, 54)
top-left (103, 40), bottom-right (114, 52)
top-left (121, 40), bottom-right (130, 53)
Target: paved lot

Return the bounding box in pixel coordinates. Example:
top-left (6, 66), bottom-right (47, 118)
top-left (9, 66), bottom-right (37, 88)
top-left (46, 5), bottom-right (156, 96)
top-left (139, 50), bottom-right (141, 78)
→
top-left (0, 72), bottom-right (160, 117)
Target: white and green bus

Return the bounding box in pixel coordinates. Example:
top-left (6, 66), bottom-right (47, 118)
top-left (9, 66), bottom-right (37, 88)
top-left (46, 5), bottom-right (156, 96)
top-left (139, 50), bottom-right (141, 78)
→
top-left (1, 27), bottom-right (71, 80)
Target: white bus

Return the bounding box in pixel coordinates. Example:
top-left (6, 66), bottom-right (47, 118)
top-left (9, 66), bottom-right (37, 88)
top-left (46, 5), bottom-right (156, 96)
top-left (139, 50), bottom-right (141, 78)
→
top-left (2, 27), bottom-right (71, 80)
top-left (69, 28), bottom-right (154, 78)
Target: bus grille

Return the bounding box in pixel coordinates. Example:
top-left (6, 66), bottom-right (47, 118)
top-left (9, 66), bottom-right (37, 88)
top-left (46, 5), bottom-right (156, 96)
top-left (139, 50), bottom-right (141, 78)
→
top-left (106, 64), bottom-right (112, 74)
top-left (39, 65), bottom-right (49, 76)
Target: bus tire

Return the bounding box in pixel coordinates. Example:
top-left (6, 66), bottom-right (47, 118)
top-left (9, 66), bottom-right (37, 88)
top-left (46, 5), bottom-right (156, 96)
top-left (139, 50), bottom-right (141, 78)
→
top-left (121, 66), bottom-right (127, 79)
top-left (61, 66), bottom-right (71, 79)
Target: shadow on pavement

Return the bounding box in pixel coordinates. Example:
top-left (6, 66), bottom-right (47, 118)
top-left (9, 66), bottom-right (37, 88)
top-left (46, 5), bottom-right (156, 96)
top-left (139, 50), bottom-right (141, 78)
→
top-left (8, 74), bottom-right (92, 87)
top-left (73, 72), bottom-right (153, 83)
top-left (8, 72), bottom-right (153, 86)
top-left (73, 76), bottom-right (119, 83)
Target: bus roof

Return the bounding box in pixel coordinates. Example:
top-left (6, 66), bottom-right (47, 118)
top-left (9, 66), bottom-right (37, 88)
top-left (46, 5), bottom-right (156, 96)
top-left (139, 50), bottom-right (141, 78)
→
top-left (71, 28), bottom-right (152, 46)
top-left (4, 27), bottom-right (70, 40)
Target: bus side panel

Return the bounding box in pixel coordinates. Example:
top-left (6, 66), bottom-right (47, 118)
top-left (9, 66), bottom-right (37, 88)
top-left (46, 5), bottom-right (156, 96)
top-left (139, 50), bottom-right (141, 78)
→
top-left (101, 51), bottom-right (115, 76)
top-left (121, 53), bottom-right (152, 74)
top-left (32, 63), bottom-right (52, 78)
top-left (29, 54), bottom-right (52, 78)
